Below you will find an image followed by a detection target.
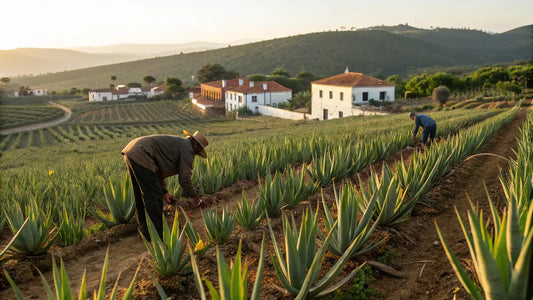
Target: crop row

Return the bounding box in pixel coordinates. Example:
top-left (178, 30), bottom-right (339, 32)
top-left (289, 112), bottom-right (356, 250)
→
top-left (0, 107), bottom-right (520, 299)
top-left (0, 105), bottom-right (64, 129)
top-left (437, 107), bottom-right (532, 299)
top-left (72, 101), bottom-right (201, 124)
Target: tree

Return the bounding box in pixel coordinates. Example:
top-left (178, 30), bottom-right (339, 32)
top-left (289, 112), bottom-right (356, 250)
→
top-left (163, 77), bottom-right (185, 99)
top-left (143, 75), bottom-right (156, 87)
top-left (432, 85), bottom-right (450, 106)
top-left (197, 63), bottom-right (227, 83)
top-left (270, 67), bottom-right (290, 78)
top-left (0, 77), bottom-right (10, 85)
top-left (127, 82), bottom-right (142, 88)
top-left (248, 74), bottom-right (268, 81)
top-left (295, 71), bottom-right (318, 82)
top-left (111, 75), bottom-right (117, 82)
top-left (386, 75), bottom-right (406, 98)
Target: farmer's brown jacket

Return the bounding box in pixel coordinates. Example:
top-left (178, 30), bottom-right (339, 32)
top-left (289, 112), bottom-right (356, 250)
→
top-left (121, 134), bottom-right (196, 197)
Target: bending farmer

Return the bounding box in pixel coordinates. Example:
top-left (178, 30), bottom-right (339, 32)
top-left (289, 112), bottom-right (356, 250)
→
top-left (409, 112), bottom-right (436, 147)
top-left (121, 130), bottom-right (209, 240)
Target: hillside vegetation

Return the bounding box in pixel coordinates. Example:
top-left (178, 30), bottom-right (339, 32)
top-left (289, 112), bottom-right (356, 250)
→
top-left (11, 25), bottom-right (533, 91)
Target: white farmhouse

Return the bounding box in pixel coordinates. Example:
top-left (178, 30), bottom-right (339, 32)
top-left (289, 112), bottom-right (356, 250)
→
top-left (30, 88), bottom-right (48, 96)
top-left (148, 84), bottom-right (167, 98)
top-left (311, 71), bottom-right (395, 120)
top-left (225, 80), bottom-right (292, 113)
top-left (88, 85), bottom-right (150, 101)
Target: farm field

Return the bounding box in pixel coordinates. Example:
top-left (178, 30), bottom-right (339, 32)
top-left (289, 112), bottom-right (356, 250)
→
top-left (0, 97), bottom-right (531, 299)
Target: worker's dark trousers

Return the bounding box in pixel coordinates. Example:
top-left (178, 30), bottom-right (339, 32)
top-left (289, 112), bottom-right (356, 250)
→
top-left (422, 125), bottom-right (437, 144)
top-left (124, 157), bottom-right (163, 241)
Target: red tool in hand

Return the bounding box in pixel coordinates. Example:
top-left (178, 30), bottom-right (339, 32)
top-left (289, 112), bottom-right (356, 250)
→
top-left (194, 196), bottom-right (208, 209)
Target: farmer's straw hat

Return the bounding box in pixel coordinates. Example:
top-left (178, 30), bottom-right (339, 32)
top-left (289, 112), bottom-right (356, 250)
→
top-left (183, 130), bottom-right (209, 158)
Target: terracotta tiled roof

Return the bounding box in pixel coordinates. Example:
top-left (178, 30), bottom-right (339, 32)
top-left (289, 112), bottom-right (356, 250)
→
top-left (227, 81), bottom-right (291, 93)
top-left (151, 84), bottom-right (167, 92)
top-left (312, 72), bottom-right (394, 87)
top-left (113, 87), bottom-right (129, 95)
top-left (202, 79), bottom-right (244, 89)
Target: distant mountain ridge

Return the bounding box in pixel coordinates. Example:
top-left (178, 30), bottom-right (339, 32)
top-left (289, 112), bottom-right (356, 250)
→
top-left (10, 24), bottom-right (533, 90)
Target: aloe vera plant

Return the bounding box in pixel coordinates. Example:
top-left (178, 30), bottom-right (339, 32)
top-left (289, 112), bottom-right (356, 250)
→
top-left (4, 247), bottom-right (143, 300)
top-left (203, 206), bottom-right (235, 245)
top-left (306, 147), bottom-right (353, 187)
top-left (358, 165), bottom-right (412, 226)
top-left (268, 207), bottom-right (365, 299)
top-left (436, 194), bottom-right (533, 300)
top-left (93, 175), bottom-right (136, 227)
top-left (179, 207), bottom-right (210, 257)
top-left (0, 218), bottom-right (28, 266)
top-left (5, 199), bottom-right (57, 256)
top-left (56, 199), bottom-right (86, 247)
top-left (188, 238), bottom-right (266, 300)
top-left (321, 184), bottom-right (382, 257)
top-left (235, 192), bottom-right (264, 230)
top-left (282, 166), bottom-right (318, 209)
top-left (259, 171), bottom-right (284, 217)
top-left (142, 210), bottom-right (191, 277)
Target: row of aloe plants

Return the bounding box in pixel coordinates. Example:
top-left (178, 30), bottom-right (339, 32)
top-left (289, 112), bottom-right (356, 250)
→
top-left (1, 108), bottom-right (516, 298)
top-left (192, 109), bottom-right (500, 195)
top-left (0, 109), bottom-right (504, 263)
top-left (436, 108), bottom-right (532, 300)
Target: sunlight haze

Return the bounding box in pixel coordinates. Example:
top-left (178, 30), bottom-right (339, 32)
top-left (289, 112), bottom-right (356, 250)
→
top-left (2, 0), bottom-right (532, 50)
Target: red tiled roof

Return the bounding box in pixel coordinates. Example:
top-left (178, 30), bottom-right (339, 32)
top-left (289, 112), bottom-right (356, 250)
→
top-left (151, 84), bottom-right (167, 92)
top-left (227, 81), bottom-right (291, 93)
top-left (89, 88), bottom-right (114, 93)
top-left (312, 72), bottom-right (394, 87)
top-left (202, 79), bottom-right (244, 89)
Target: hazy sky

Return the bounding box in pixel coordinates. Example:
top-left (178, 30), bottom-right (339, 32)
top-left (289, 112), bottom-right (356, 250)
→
top-left (2, 0), bottom-right (531, 50)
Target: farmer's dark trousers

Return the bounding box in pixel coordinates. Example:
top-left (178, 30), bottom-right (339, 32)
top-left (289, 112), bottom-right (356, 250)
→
top-left (124, 157), bottom-right (163, 240)
top-left (422, 125), bottom-right (437, 144)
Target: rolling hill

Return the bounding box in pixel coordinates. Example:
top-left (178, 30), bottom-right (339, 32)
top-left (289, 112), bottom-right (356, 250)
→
top-left (10, 25), bottom-right (533, 91)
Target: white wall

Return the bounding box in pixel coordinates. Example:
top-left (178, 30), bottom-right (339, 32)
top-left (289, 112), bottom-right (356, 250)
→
top-left (257, 105), bottom-right (311, 120)
top-left (89, 92), bottom-right (113, 102)
top-left (225, 91), bottom-right (291, 112)
top-left (311, 83), bottom-right (394, 120)
top-left (352, 86), bottom-right (395, 103)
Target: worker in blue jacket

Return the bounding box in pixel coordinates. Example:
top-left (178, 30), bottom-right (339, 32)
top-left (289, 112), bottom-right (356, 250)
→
top-left (409, 112), bottom-right (437, 147)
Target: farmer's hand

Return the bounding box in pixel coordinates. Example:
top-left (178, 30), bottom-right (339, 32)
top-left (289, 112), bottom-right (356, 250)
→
top-left (163, 192), bottom-right (172, 204)
top-left (194, 195), bottom-right (207, 208)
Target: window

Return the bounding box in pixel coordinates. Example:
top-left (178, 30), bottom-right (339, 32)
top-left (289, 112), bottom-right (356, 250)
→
top-left (319, 90), bottom-right (323, 98)
top-left (340, 92), bottom-right (344, 101)
top-left (339, 111), bottom-right (343, 118)
top-left (329, 91), bottom-right (333, 99)
top-left (362, 92), bottom-right (368, 101)
top-left (379, 91), bottom-right (386, 100)
top-left (252, 95), bottom-right (257, 102)
top-left (238, 95), bottom-right (242, 103)
top-left (352, 95), bottom-right (356, 102)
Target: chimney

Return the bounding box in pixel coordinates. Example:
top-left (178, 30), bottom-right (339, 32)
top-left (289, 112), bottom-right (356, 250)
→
top-left (345, 66), bottom-right (350, 73)
top-left (222, 80), bottom-right (226, 87)
top-left (239, 79), bottom-right (244, 86)
top-left (263, 83), bottom-right (267, 90)
top-left (249, 81), bottom-right (254, 87)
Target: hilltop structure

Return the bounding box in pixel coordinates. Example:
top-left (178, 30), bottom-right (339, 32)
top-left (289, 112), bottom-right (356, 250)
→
top-left (311, 69), bottom-right (395, 120)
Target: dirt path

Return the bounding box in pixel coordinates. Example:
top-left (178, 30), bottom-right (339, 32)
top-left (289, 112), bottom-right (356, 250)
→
top-left (371, 107), bottom-right (528, 299)
top-left (0, 101), bottom-right (71, 135)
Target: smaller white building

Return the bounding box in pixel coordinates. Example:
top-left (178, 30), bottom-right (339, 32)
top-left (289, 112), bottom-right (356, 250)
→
top-left (31, 88), bottom-right (48, 96)
top-left (311, 71), bottom-right (395, 120)
top-left (148, 84), bottom-right (167, 98)
top-left (88, 85), bottom-right (150, 101)
top-left (225, 81), bottom-right (292, 113)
